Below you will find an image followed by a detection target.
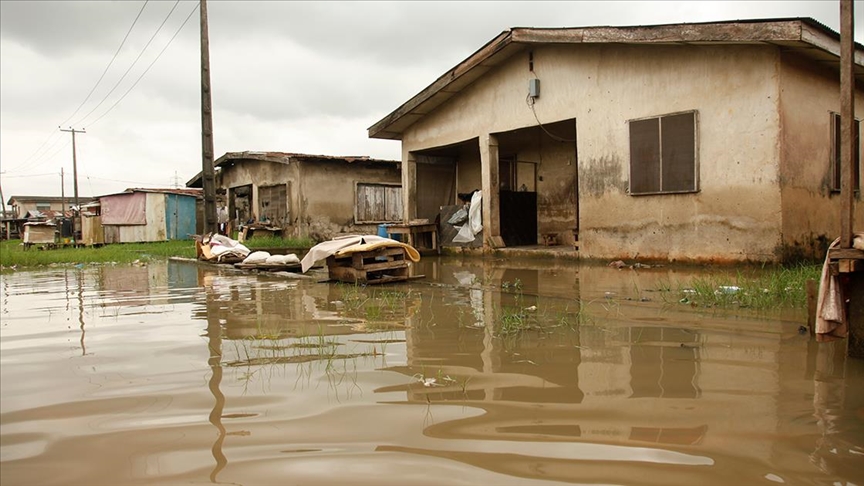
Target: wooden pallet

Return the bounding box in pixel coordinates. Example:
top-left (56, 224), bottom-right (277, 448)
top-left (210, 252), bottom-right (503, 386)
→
top-left (326, 247), bottom-right (410, 284)
top-left (234, 262), bottom-right (302, 272)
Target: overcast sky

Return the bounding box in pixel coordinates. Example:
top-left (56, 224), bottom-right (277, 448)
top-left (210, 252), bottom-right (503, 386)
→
top-left (1, 1), bottom-right (861, 200)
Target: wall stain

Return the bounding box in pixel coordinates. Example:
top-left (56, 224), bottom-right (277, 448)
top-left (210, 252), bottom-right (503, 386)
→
top-left (581, 156), bottom-right (627, 197)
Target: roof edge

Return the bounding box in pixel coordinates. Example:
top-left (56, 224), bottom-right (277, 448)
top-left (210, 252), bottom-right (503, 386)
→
top-left (368, 17), bottom-right (864, 140)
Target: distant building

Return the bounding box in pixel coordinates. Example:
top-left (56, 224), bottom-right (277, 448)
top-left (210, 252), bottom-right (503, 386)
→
top-left (5, 195), bottom-right (94, 220)
top-left (187, 151), bottom-right (402, 240)
top-left (3, 195), bottom-right (94, 240)
top-left (369, 17), bottom-right (864, 262)
top-left (97, 188), bottom-right (201, 243)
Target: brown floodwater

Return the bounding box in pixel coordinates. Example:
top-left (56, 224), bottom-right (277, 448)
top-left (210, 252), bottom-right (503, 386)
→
top-left (1, 257), bottom-right (862, 486)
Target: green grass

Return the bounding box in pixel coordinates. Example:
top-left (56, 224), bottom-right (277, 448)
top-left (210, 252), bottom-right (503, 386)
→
top-left (659, 263), bottom-right (821, 310)
top-left (0, 234), bottom-right (316, 269)
top-left (0, 239), bottom-right (196, 268)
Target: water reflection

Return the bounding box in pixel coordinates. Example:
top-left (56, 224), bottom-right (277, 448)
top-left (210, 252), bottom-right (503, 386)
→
top-left (0, 258), bottom-right (861, 486)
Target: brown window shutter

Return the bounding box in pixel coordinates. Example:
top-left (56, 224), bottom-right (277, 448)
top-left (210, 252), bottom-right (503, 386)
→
top-left (630, 118), bottom-right (661, 194)
top-left (661, 113), bottom-right (696, 192)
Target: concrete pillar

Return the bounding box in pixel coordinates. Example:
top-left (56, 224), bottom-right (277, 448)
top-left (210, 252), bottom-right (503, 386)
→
top-left (480, 133), bottom-right (502, 247)
top-left (403, 151), bottom-right (417, 222)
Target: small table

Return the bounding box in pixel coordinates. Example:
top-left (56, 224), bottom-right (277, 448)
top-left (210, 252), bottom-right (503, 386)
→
top-left (386, 223), bottom-right (439, 254)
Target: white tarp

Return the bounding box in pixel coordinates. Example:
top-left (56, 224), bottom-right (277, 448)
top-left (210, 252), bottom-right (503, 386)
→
top-left (453, 190), bottom-right (482, 243)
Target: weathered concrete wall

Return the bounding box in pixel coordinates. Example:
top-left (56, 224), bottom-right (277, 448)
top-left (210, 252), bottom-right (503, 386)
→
top-left (455, 143), bottom-right (482, 196)
top-left (402, 43), bottom-right (785, 262)
top-left (299, 160), bottom-right (401, 240)
top-left (219, 159), bottom-right (295, 232)
top-left (219, 158), bottom-right (400, 240)
top-left (778, 52), bottom-right (864, 261)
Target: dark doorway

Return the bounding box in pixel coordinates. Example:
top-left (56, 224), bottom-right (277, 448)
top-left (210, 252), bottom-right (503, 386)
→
top-left (500, 190), bottom-right (537, 246)
top-left (230, 184), bottom-right (252, 225)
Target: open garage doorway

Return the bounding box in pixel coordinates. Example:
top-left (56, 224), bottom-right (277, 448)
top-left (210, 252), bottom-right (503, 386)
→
top-left (496, 118), bottom-right (578, 247)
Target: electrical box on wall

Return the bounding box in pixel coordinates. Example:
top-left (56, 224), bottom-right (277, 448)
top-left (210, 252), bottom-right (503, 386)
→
top-left (529, 78), bottom-right (540, 98)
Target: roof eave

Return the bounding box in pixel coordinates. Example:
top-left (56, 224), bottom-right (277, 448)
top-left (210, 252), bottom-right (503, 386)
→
top-left (368, 18), bottom-right (864, 141)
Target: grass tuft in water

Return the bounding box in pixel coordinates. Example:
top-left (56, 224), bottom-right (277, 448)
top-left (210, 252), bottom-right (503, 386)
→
top-left (659, 263), bottom-right (820, 310)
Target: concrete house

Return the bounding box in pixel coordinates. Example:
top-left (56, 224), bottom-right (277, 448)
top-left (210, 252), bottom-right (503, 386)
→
top-left (99, 188), bottom-right (200, 243)
top-left (187, 152), bottom-right (402, 240)
top-left (369, 18), bottom-right (864, 263)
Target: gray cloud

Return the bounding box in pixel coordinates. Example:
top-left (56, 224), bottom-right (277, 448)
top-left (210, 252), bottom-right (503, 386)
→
top-left (2, 1), bottom-right (861, 197)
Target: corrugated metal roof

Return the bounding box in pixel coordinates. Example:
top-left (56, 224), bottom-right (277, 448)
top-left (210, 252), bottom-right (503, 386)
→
top-left (186, 151), bottom-right (400, 187)
top-left (97, 188), bottom-right (203, 199)
top-left (214, 151), bottom-right (399, 167)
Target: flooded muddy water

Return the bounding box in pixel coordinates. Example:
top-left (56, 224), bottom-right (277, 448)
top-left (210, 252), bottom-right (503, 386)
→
top-left (1, 257), bottom-right (862, 485)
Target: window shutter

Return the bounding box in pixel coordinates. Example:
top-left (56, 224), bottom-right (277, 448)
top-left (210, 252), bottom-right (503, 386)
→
top-left (630, 118), bottom-right (661, 194)
top-left (661, 113), bottom-right (696, 192)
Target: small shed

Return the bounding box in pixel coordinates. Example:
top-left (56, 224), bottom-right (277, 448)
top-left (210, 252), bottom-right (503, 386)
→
top-left (99, 188), bottom-right (201, 243)
top-left (80, 201), bottom-right (103, 246)
top-left (23, 222), bottom-right (56, 248)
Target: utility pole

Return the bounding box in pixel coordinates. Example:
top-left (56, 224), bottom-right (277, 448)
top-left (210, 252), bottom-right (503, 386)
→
top-left (60, 127), bottom-right (85, 243)
top-left (200, 0), bottom-right (217, 234)
top-left (0, 174), bottom-right (6, 220)
top-left (0, 175), bottom-right (6, 240)
top-left (61, 168), bottom-right (66, 215)
top-left (840, 0), bottom-right (856, 248)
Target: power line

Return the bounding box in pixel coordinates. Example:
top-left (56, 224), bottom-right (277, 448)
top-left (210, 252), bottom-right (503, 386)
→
top-left (61, 1), bottom-right (150, 128)
top-left (18, 139), bottom-right (73, 174)
top-left (73, 0), bottom-right (181, 128)
top-left (1, 173), bottom-right (58, 179)
top-left (88, 2), bottom-right (199, 128)
top-left (8, 135), bottom-right (68, 173)
top-left (5, 1), bottom-right (149, 173)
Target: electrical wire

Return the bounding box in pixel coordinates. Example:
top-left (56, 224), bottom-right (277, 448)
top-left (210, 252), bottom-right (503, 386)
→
top-left (10, 135), bottom-right (67, 173)
top-left (19, 139), bottom-right (73, 174)
top-left (1, 173), bottom-right (58, 179)
top-left (85, 175), bottom-right (163, 186)
top-left (63, 1), bottom-right (150, 128)
top-left (4, 1), bottom-right (149, 174)
top-left (88, 2), bottom-right (199, 128)
top-left (527, 94), bottom-right (577, 143)
top-left (73, 0), bottom-right (181, 128)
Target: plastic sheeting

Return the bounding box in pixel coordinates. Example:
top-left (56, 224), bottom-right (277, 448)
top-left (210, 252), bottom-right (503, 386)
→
top-left (102, 192), bottom-right (146, 225)
top-left (453, 191), bottom-right (482, 243)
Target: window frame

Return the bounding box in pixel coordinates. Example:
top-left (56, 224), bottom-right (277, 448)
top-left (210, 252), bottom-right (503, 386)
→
top-left (354, 182), bottom-right (403, 224)
top-left (257, 183), bottom-right (290, 226)
top-left (628, 110), bottom-right (700, 196)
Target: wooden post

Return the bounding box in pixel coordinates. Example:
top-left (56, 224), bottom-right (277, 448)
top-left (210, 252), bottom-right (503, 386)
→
top-left (200, 0), bottom-right (218, 234)
top-left (403, 152), bottom-right (417, 222)
top-left (840, 0), bottom-right (855, 249)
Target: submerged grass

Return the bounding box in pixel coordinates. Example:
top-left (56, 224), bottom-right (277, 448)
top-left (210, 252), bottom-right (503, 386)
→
top-left (0, 239), bottom-right (196, 268)
top-left (658, 263), bottom-right (821, 310)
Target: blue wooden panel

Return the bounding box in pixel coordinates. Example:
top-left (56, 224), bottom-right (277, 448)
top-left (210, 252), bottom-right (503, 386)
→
top-left (165, 194), bottom-right (197, 240)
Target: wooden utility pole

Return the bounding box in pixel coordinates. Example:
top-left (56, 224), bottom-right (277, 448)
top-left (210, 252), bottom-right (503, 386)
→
top-left (61, 168), bottom-right (66, 215)
top-left (60, 127), bottom-right (85, 242)
top-left (0, 177), bottom-right (6, 240)
top-left (840, 0), bottom-right (855, 248)
top-left (200, 0), bottom-right (217, 234)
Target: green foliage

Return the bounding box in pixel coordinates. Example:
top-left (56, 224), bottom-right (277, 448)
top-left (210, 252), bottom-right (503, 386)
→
top-left (661, 263), bottom-right (821, 310)
top-left (0, 239), bottom-right (196, 268)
